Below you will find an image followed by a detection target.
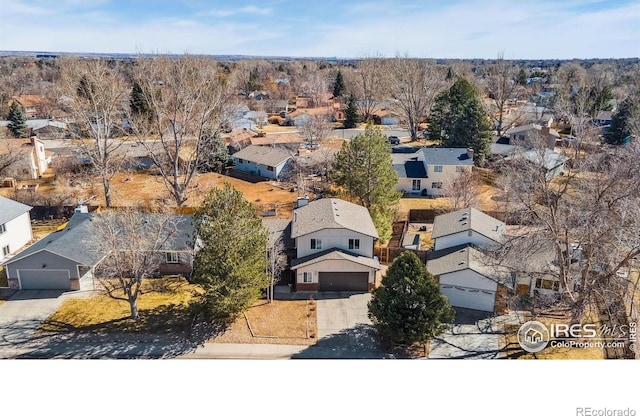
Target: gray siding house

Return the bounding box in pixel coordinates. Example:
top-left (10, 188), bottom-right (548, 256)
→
top-left (231, 145), bottom-right (292, 180)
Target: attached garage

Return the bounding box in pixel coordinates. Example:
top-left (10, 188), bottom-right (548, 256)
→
top-left (440, 284), bottom-right (496, 312)
top-left (319, 272), bottom-right (368, 292)
top-left (18, 270), bottom-right (71, 290)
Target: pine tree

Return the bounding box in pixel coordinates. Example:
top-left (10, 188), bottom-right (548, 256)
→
top-left (331, 123), bottom-right (401, 242)
top-left (130, 81), bottom-right (153, 120)
top-left (605, 94), bottom-right (639, 145)
top-left (7, 101), bottom-right (29, 138)
top-left (427, 77), bottom-right (493, 165)
top-left (191, 183), bottom-right (269, 323)
top-left (517, 68), bottom-right (528, 86)
top-left (333, 69), bottom-right (346, 98)
top-left (368, 251), bottom-right (455, 347)
top-left (343, 94), bottom-right (360, 128)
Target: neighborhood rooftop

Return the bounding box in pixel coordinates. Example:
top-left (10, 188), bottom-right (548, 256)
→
top-left (291, 198), bottom-right (379, 239)
top-left (0, 196), bottom-right (32, 225)
top-left (422, 148), bottom-right (475, 166)
top-left (426, 244), bottom-right (507, 285)
top-left (231, 144), bottom-right (292, 167)
top-left (431, 207), bottom-right (505, 240)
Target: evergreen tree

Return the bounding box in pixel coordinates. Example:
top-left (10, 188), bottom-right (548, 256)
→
top-left (333, 69), bottom-right (346, 97)
top-left (343, 94), bottom-right (360, 128)
top-left (368, 251), bottom-right (455, 347)
top-left (605, 94), bottom-right (640, 145)
top-left (7, 101), bottom-right (29, 138)
top-left (191, 183), bottom-right (269, 323)
top-left (130, 81), bottom-right (153, 120)
top-left (517, 68), bottom-right (528, 86)
top-left (426, 77), bottom-right (493, 165)
top-left (331, 123), bottom-right (401, 242)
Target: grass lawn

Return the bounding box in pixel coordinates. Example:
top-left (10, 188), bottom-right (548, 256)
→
top-left (31, 220), bottom-right (67, 240)
top-left (396, 197), bottom-right (449, 222)
top-left (504, 316), bottom-right (605, 359)
top-left (40, 277), bottom-right (198, 336)
top-left (209, 300), bottom-right (316, 346)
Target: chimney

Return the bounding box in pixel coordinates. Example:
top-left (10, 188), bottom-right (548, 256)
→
top-left (466, 148), bottom-right (474, 160)
top-left (296, 194), bottom-right (309, 208)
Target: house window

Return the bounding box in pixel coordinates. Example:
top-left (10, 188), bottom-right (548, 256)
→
top-left (303, 271), bottom-right (313, 283)
top-left (237, 158), bottom-right (244, 164)
top-left (412, 179), bottom-right (421, 191)
top-left (310, 239), bottom-right (322, 250)
top-left (0, 223), bottom-right (5, 234)
top-left (433, 165), bottom-right (443, 173)
top-left (267, 166), bottom-right (274, 172)
top-left (2, 245), bottom-right (9, 256)
top-left (349, 239), bottom-right (360, 250)
top-left (165, 252), bottom-right (179, 264)
top-left (535, 278), bottom-right (559, 291)
top-left (431, 182), bottom-right (443, 189)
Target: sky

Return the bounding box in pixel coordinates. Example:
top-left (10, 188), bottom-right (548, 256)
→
top-left (0, 0), bottom-right (638, 59)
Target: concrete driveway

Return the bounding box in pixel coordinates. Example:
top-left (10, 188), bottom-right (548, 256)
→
top-left (428, 308), bottom-right (517, 359)
top-left (292, 292), bottom-right (387, 358)
top-left (0, 290), bottom-right (67, 357)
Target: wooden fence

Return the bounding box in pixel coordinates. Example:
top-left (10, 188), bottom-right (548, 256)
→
top-left (375, 246), bottom-right (429, 265)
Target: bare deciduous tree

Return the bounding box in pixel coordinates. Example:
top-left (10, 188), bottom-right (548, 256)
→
top-left (481, 54), bottom-right (524, 137)
top-left (265, 229), bottom-right (287, 304)
top-left (346, 54), bottom-right (388, 123)
top-left (128, 55), bottom-right (229, 206)
top-left (56, 57), bottom-right (128, 207)
top-left (91, 210), bottom-right (183, 319)
top-left (443, 169), bottom-right (481, 212)
top-left (388, 55), bottom-right (447, 142)
top-left (298, 113), bottom-right (332, 145)
top-left (495, 141), bottom-right (640, 324)
top-left (304, 70), bottom-right (328, 108)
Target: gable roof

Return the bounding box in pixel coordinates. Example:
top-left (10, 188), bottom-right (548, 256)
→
top-left (4, 212), bottom-right (195, 267)
top-left (291, 198), bottom-right (379, 239)
top-left (422, 148), bottom-right (475, 166)
top-left (0, 196), bottom-right (32, 225)
top-left (5, 213), bottom-right (101, 266)
top-left (262, 218), bottom-right (294, 250)
top-left (231, 145), bottom-right (292, 167)
top-left (291, 247), bottom-right (381, 270)
top-left (426, 244), bottom-right (499, 281)
top-left (431, 207), bottom-right (505, 241)
top-left (506, 123), bottom-right (560, 138)
top-left (393, 159), bottom-right (428, 179)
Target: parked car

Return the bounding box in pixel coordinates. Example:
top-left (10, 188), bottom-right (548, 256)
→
top-left (388, 135), bottom-right (400, 145)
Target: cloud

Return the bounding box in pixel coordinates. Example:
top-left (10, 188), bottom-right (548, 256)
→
top-left (199, 6), bottom-right (272, 18)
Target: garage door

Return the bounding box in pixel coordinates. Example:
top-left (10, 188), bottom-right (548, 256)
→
top-left (18, 270), bottom-right (71, 290)
top-left (319, 272), bottom-right (369, 292)
top-left (440, 284), bottom-right (495, 312)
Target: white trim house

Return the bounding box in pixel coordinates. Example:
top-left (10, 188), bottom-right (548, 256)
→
top-left (0, 197), bottom-right (33, 265)
top-left (290, 198), bottom-right (380, 292)
top-left (231, 145), bottom-right (292, 180)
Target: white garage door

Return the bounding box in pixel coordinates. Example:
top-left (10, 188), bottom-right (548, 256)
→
top-left (18, 269), bottom-right (71, 290)
top-left (440, 284), bottom-right (495, 312)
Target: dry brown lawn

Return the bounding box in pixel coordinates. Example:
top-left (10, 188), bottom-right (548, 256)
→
top-left (209, 300), bottom-right (316, 346)
top-left (396, 197), bottom-right (449, 222)
top-left (40, 277), bottom-right (198, 335)
top-left (4, 170), bottom-right (302, 219)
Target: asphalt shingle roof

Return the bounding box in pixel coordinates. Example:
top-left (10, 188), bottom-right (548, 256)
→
top-left (291, 247), bottom-right (381, 270)
top-left (231, 145), bottom-right (292, 167)
top-left (5, 212), bottom-right (195, 267)
top-left (0, 196), bottom-right (31, 225)
top-left (290, 198), bottom-right (379, 239)
top-left (422, 148), bottom-right (475, 166)
top-left (426, 244), bottom-right (501, 282)
top-left (431, 207), bottom-right (505, 241)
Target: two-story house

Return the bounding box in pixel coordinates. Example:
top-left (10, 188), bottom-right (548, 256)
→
top-left (392, 147), bottom-right (474, 196)
top-left (427, 208), bottom-right (509, 312)
top-left (0, 196), bottom-right (33, 264)
top-left (290, 198), bottom-right (380, 292)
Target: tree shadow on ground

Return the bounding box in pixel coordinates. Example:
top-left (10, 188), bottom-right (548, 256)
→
top-left (292, 323), bottom-right (391, 359)
top-left (17, 303), bottom-right (228, 359)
